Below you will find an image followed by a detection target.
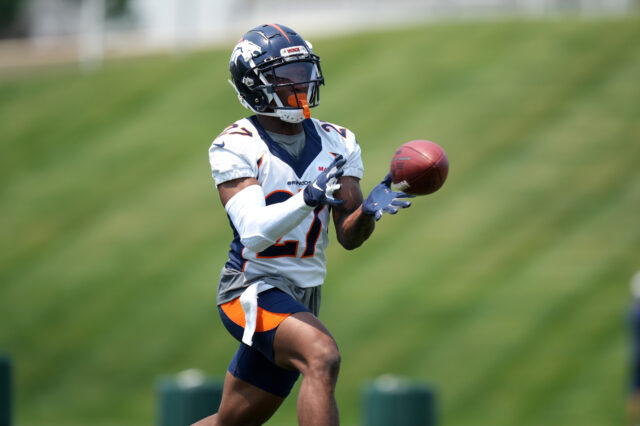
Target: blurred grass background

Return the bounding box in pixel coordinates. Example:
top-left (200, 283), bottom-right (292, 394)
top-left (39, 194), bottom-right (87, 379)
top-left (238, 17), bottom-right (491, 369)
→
top-left (1, 17), bottom-right (640, 425)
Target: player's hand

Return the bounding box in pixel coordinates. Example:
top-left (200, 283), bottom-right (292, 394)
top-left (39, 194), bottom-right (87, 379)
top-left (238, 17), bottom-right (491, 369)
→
top-left (303, 154), bottom-right (347, 207)
top-left (362, 174), bottom-right (414, 221)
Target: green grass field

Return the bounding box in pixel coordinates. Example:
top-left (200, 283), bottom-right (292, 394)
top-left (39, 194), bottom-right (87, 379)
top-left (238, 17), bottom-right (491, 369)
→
top-left (1, 17), bottom-right (639, 425)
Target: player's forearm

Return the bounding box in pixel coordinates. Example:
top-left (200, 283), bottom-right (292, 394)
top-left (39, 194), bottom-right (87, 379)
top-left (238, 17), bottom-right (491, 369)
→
top-left (226, 185), bottom-right (313, 252)
top-left (335, 205), bottom-right (374, 250)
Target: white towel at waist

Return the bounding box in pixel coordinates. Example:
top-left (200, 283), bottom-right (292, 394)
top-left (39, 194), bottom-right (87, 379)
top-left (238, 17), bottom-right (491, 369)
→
top-left (239, 282), bottom-right (274, 346)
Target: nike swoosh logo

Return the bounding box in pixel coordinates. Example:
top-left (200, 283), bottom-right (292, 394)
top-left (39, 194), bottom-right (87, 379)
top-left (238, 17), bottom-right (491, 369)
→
top-left (213, 141), bottom-right (225, 148)
top-left (312, 182), bottom-right (322, 191)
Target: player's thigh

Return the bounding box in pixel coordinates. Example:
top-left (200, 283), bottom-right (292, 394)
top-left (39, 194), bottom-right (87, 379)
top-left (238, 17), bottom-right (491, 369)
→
top-left (219, 289), bottom-right (307, 397)
top-left (273, 311), bottom-right (340, 373)
top-left (215, 371), bottom-right (285, 426)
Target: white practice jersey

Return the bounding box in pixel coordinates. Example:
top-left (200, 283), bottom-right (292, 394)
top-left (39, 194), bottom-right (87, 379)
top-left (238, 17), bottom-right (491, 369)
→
top-left (209, 116), bottom-right (364, 288)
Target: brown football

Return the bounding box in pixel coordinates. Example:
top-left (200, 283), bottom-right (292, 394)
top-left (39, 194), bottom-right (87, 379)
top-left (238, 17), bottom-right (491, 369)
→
top-left (390, 140), bottom-right (449, 195)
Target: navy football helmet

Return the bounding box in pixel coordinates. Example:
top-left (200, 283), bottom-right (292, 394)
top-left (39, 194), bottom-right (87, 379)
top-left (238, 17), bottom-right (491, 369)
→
top-left (229, 24), bottom-right (324, 123)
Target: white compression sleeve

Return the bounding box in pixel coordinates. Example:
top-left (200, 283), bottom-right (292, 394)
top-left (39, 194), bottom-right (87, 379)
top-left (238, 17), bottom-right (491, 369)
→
top-left (224, 184), bottom-right (314, 253)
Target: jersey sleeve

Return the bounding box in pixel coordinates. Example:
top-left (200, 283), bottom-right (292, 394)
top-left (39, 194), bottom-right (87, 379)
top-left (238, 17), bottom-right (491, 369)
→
top-left (209, 122), bottom-right (261, 187)
top-left (342, 128), bottom-right (364, 179)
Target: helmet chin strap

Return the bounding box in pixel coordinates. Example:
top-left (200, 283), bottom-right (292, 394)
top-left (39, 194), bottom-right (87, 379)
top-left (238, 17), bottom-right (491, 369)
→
top-left (273, 92), bottom-right (309, 123)
top-left (241, 104), bottom-right (308, 124)
top-left (274, 109), bottom-right (307, 123)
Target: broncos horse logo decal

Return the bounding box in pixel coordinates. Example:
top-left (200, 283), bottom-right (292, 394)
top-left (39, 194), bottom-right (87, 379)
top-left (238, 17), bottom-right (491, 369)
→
top-left (230, 40), bottom-right (262, 65)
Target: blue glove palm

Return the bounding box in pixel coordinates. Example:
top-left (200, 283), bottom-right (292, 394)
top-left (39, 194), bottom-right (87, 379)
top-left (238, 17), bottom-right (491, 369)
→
top-left (362, 174), bottom-right (414, 221)
top-left (303, 155), bottom-right (347, 207)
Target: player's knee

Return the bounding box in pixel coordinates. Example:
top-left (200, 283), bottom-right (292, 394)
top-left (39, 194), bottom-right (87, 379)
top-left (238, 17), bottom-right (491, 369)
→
top-left (306, 341), bottom-right (341, 382)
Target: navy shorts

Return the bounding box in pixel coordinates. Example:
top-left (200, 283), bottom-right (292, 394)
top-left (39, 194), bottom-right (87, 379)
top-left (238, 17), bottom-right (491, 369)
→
top-left (218, 288), bottom-right (309, 397)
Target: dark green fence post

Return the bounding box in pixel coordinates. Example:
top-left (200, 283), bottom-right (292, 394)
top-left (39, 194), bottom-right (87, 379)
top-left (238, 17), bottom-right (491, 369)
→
top-left (0, 355), bottom-right (11, 426)
top-left (157, 369), bottom-right (223, 426)
top-left (363, 375), bottom-right (436, 426)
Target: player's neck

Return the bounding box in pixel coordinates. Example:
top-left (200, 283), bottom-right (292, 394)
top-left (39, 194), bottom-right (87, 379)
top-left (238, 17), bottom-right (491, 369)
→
top-left (256, 114), bottom-right (303, 136)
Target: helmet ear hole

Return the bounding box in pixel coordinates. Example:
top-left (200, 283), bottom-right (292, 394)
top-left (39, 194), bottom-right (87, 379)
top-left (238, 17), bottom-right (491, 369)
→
top-left (232, 78), bottom-right (270, 112)
top-left (252, 91), bottom-right (270, 111)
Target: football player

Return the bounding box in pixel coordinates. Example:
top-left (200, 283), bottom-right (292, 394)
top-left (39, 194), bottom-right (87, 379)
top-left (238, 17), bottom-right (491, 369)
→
top-left (196, 24), bottom-right (413, 426)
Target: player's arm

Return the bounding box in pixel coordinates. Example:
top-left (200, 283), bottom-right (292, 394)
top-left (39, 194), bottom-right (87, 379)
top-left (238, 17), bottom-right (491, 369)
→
top-left (218, 155), bottom-right (346, 253)
top-left (218, 176), bottom-right (258, 206)
top-left (218, 177), bottom-right (313, 253)
top-left (332, 174), bottom-right (414, 250)
top-left (331, 176), bottom-right (375, 250)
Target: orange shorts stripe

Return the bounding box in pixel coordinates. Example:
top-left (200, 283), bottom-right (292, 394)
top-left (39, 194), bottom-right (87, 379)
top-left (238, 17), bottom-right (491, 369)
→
top-left (220, 297), bottom-right (291, 332)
